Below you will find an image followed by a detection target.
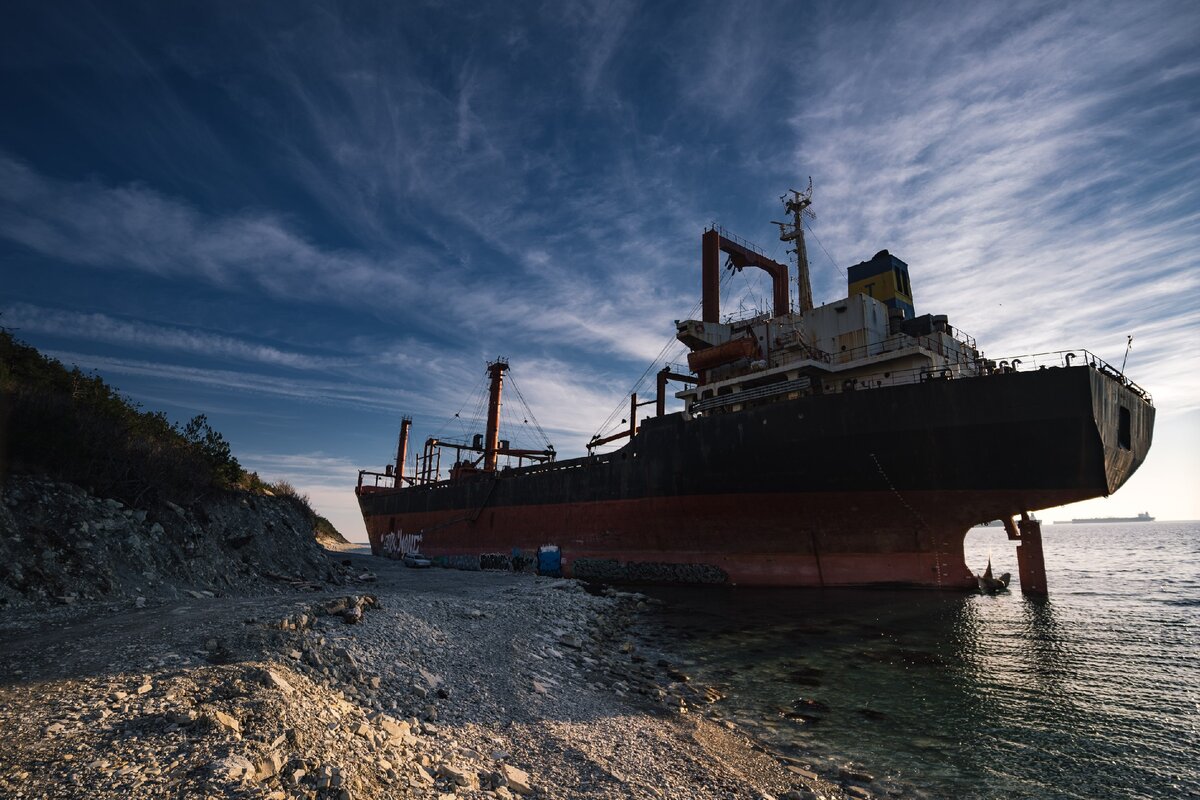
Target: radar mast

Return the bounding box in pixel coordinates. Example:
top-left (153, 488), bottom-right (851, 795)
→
top-left (773, 179), bottom-right (816, 312)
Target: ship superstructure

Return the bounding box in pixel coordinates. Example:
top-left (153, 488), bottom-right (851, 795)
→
top-left (357, 185), bottom-right (1154, 593)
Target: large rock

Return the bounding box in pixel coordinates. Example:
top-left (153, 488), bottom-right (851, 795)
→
top-left (501, 765), bottom-right (533, 795)
top-left (264, 669), bottom-right (294, 695)
top-left (210, 710), bottom-right (241, 738)
top-left (211, 754), bottom-right (255, 782)
top-left (376, 714), bottom-right (410, 740)
top-left (437, 763), bottom-right (477, 789)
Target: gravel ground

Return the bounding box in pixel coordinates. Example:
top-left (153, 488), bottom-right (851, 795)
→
top-left (0, 549), bottom-right (870, 800)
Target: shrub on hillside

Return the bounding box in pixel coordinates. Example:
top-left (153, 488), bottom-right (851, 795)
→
top-left (0, 329), bottom-right (245, 505)
top-left (266, 479), bottom-right (348, 544)
top-left (0, 329), bottom-right (347, 542)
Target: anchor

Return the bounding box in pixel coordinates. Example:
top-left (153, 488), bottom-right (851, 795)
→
top-left (976, 556), bottom-right (1011, 594)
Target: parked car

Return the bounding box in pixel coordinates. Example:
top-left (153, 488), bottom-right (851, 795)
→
top-left (402, 552), bottom-right (432, 568)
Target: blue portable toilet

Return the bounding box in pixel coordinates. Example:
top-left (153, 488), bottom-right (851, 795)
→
top-left (537, 545), bottom-right (562, 577)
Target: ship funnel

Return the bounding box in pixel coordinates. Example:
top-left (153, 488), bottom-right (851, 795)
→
top-left (848, 249), bottom-right (915, 320)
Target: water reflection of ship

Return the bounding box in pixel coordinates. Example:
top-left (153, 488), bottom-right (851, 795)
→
top-left (1021, 595), bottom-right (1068, 692)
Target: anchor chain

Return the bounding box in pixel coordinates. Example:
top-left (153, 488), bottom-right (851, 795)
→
top-left (870, 452), bottom-right (944, 588)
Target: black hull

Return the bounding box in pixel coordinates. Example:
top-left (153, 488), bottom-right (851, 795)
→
top-left (357, 365), bottom-right (1153, 586)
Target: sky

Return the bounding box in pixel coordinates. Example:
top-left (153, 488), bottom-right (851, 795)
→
top-left (1, 0), bottom-right (1197, 540)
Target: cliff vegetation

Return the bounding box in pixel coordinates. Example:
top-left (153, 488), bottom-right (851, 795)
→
top-left (0, 327), bottom-right (341, 537)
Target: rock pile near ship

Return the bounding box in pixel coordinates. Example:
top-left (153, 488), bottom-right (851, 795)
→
top-left (0, 474), bottom-right (339, 609)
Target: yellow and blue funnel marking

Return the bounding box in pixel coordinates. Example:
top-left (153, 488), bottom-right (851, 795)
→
top-left (848, 249), bottom-right (914, 319)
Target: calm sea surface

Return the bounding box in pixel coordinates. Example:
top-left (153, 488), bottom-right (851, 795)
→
top-left (635, 522), bottom-right (1199, 799)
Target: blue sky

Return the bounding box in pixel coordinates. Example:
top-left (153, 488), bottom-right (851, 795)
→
top-left (2, 0), bottom-right (1197, 538)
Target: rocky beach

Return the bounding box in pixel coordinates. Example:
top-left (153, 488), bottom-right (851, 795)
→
top-left (0, 475), bottom-right (870, 800)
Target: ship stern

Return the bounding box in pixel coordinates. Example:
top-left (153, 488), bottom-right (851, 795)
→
top-left (1089, 370), bottom-right (1154, 495)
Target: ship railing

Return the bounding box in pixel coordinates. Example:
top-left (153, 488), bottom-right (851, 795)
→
top-left (902, 348), bottom-right (1151, 404)
top-left (987, 349), bottom-right (1152, 403)
top-left (723, 306), bottom-right (771, 324)
top-left (792, 331), bottom-right (978, 371)
top-left (358, 451), bottom-right (608, 492)
top-left (491, 451), bottom-right (621, 478)
top-left (357, 469), bottom-right (396, 491)
top-left (947, 325), bottom-right (976, 350)
top-left (707, 223), bottom-right (771, 258)
top-left (808, 363), bottom-right (975, 394)
top-left (692, 377), bottom-right (814, 413)
top-left (777, 349), bottom-right (1147, 401)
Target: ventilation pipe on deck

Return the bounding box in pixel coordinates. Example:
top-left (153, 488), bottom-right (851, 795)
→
top-left (702, 229), bottom-right (721, 323)
top-left (395, 416), bottom-right (412, 483)
top-left (656, 366), bottom-right (698, 416)
top-left (484, 360), bottom-right (509, 471)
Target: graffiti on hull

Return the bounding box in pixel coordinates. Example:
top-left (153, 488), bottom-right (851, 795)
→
top-left (381, 528), bottom-right (423, 558)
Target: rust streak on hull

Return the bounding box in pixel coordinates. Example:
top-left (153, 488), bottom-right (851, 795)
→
top-left (361, 489), bottom-right (1100, 588)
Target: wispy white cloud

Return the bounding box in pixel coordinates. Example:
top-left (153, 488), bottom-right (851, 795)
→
top-left (788, 0), bottom-right (1200, 412)
top-left (0, 155), bottom-right (416, 303)
top-left (40, 350), bottom-right (416, 415)
top-left (0, 151), bottom-right (694, 366)
top-left (240, 451), bottom-right (362, 484)
top-left (555, 0), bottom-right (635, 101)
top-left (3, 303), bottom-right (346, 370)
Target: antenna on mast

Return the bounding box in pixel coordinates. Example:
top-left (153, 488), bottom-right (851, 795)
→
top-left (771, 178), bottom-right (817, 312)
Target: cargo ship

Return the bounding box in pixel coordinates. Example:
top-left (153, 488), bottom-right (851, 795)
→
top-left (356, 185), bottom-right (1155, 592)
top-left (1054, 512), bottom-right (1155, 524)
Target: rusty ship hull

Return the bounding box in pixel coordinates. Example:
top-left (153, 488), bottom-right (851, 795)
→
top-left (357, 365), bottom-right (1153, 588)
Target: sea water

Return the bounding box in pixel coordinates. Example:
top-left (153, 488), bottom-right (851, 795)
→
top-left (635, 522), bottom-right (1199, 799)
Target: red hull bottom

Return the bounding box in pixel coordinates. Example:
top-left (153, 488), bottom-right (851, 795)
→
top-left (361, 489), bottom-right (1079, 589)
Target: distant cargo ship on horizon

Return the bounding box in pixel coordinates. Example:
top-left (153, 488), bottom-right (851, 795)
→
top-left (1053, 512), bottom-right (1155, 524)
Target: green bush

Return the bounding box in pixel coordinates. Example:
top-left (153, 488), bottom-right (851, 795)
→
top-left (0, 329), bottom-right (246, 504)
top-left (0, 328), bottom-right (346, 541)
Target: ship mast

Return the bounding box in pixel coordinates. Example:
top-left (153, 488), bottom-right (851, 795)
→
top-left (773, 179), bottom-right (816, 313)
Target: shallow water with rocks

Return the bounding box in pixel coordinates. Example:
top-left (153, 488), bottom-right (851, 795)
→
top-left (635, 522), bottom-right (1200, 800)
